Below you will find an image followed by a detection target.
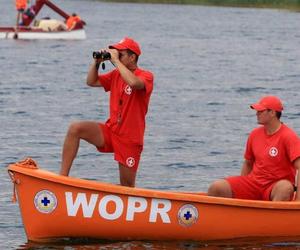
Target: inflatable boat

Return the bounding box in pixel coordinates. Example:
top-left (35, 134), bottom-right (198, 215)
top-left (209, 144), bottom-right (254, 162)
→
top-left (7, 158), bottom-right (300, 242)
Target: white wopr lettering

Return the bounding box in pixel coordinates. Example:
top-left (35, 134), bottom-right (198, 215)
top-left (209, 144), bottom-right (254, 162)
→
top-left (98, 195), bottom-right (123, 220)
top-left (65, 192), bottom-right (172, 223)
top-left (65, 192), bottom-right (98, 218)
top-left (126, 197), bottom-right (147, 221)
top-left (149, 198), bottom-right (171, 223)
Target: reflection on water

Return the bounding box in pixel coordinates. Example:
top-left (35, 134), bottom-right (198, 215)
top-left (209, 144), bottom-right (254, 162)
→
top-left (17, 238), bottom-right (300, 249)
top-left (1, 0), bottom-right (300, 248)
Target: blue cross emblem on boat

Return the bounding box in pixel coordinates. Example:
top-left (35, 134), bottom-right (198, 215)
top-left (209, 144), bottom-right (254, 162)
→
top-left (41, 196), bottom-right (51, 206)
top-left (34, 190), bottom-right (57, 214)
top-left (178, 204), bottom-right (198, 227)
top-left (184, 211), bottom-right (192, 220)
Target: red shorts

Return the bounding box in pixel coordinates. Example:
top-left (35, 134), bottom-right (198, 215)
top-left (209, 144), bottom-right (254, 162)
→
top-left (97, 124), bottom-right (143, 172)
top-left (226, 175), bottom-right (275, 201)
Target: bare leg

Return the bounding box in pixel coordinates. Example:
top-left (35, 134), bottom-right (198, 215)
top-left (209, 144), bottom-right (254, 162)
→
top-left (14, 12), bottom-right (21, 39)
top-left (60, 121), bottom-right (104, 176)
top-left (207, 179), bottom-right (233, 198)
top-left (118, 163), bottom-right (136, 187)
top-left (270, 180), bottom-right (294, 201)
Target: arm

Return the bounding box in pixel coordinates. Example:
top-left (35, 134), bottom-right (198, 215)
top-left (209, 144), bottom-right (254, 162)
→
top-left (109, 49), bottom-right (145, 90)
top-left (294, 158), bottom-right (300, 200)
top-left (86, 60), bottom-right (102, 87)
top-left (69, 22), bottom-right (76, 30)
top-left (241, 159), bottom-right (253, 176)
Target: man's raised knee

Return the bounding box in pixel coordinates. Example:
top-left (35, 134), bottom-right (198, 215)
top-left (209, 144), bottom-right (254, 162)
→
top-left (68, 122), bottom-right (82, 136)
top-left (207, 179), bottom-right (232, 198)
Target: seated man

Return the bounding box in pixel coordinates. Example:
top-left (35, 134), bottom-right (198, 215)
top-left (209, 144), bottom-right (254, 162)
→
top-left (66, 13), bottom-right (81, 30)
top-left (208, 95), bottom-right (300, 201)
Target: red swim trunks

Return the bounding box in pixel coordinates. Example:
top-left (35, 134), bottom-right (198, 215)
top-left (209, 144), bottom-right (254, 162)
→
top-left (97, 123), bottom-right (143, 172)
top-left (226, 175), bottom-right (275, 201)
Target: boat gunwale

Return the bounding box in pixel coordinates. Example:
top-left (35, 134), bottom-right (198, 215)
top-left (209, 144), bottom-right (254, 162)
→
top-left (0, 27), bottom-right (86, 40)
top-left (7, 163), bottom-right (300, 210)
top-left (0, 26), bottom-right (84, 33)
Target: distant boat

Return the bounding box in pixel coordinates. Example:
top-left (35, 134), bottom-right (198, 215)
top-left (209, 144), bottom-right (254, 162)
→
top-left (0, 26), bottom-right (86, 40)
top-left (1, 0), bottom-right (86, 40)
top-left (7, 158), bottom-right (300, 243)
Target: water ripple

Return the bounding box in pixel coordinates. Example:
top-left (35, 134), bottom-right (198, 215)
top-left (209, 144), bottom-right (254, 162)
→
top-left (234, 87), bottom-right (266, 93)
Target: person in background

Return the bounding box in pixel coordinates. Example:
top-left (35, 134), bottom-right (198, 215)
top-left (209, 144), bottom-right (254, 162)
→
top-left (207, 95), bottom-right (300, 201)
top-left (15, 0), bottom-right (27, 37)
top-left (59, 37), bottom-right (154, 187)
top-left (66, 13), bottom-right (81, 30)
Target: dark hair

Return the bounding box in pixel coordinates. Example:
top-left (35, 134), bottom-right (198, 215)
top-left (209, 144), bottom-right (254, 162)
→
top-left (126, 49), bottom-right (139, 63)
top-left (276, 111), bottom-right (282, 119)
top-left (267, 109), bottom-right (282, 119)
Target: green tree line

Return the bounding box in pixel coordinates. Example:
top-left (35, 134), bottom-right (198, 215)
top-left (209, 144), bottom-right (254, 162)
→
top-left (101, 0), bottom-right (300, 9)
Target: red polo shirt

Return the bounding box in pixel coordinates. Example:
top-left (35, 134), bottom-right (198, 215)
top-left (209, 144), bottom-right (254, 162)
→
top-left (99, 68), bottom-right (153, 145)
top-left (245, 123), bottom-right (300, 187)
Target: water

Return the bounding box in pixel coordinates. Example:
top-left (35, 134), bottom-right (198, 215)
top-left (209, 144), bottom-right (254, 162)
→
top-left (1, 0), bottom-right (300, 248)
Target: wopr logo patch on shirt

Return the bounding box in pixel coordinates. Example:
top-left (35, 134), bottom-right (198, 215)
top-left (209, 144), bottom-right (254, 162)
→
top-left (125, 85), bottom-right (132, 95)
top-left (269, 147), bottom-right (278, 157)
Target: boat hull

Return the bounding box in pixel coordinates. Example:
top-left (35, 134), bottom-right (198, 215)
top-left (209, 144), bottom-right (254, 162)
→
top-left (0, 27), bottom-right (86, 40)
top-left (7, 159), bottom-right (300, 242)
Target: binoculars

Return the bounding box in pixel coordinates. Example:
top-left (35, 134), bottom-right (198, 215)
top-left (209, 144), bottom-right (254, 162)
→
top-left (92, 51), bottom-right (111, 60)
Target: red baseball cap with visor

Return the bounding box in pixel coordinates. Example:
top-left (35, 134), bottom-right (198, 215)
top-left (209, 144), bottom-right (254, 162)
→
top-left (250, 95), bottom-right (283, 112)
top-left (109, 37), bottom-right (141, 56)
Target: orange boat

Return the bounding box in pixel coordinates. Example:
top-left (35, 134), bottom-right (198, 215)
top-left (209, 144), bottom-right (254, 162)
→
top-left (7, 158), bottom-right (300, 243)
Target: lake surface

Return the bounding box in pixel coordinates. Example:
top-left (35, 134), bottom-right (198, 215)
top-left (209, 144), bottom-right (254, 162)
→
top-left (1, 0), bottom-right (300, 249)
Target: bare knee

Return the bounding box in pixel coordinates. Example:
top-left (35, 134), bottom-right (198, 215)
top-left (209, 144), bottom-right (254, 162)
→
top-left (67, 122), bottom-right (84, 137)
top-left (207, 179), bottom-right (232, 198)
top-left (271, 180), bottom-right (294, 201)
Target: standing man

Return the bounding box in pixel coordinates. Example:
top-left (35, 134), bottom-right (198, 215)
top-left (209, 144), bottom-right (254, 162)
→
top-left (208, 95), bottom-right (300, 201)
top-left (60, 37), bottom-right (154, 187)
top-left (15, 0), bottom-right (27, 38)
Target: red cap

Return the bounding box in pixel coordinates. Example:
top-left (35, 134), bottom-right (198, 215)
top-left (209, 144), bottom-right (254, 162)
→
top-left (250, 95), bottom-right (283, 112)
top-left (109, 37), bottom-right (141, 56)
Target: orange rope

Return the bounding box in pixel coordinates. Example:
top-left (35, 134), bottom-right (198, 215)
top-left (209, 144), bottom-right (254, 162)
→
top-left (8, 158), bottom-right (38, 202)
top-left (15, 157), bottom-right (38, 169)
top-left (8, 171), bottom-right (19, 203)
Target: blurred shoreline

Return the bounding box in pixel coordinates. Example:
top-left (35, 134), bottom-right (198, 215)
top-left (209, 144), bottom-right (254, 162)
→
top-left (98, 0), bottom-right (300, 11)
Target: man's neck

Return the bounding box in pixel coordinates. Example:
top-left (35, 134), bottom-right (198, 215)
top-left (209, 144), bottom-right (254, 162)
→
top-left (265, 120), bottom-right (282, 135)
top-left (128, 64), bottom-right (137, 72)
